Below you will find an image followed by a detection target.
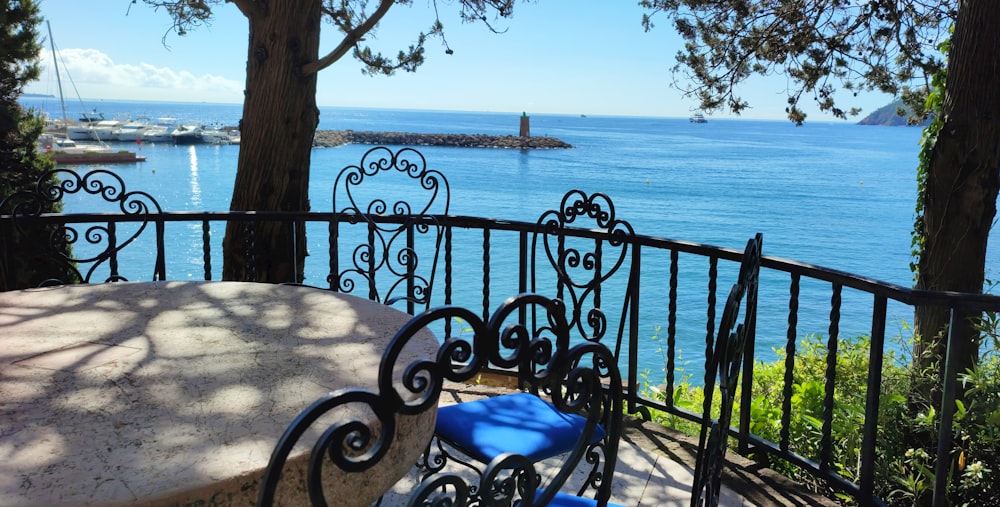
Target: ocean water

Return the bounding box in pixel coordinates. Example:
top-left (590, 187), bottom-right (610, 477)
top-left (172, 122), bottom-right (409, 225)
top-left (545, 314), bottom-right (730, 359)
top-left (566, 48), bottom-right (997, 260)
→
top-left (18, 97), bottom-right (1000, 376)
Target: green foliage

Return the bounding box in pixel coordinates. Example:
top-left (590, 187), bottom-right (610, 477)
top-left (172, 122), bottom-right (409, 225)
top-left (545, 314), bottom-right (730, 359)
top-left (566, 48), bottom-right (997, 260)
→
top-left (910, 34), bottom-right (950, 280)
top-left (641, 319), bottom-right (1000, 505)
top-left (639, 0), bottom-right (953, 124)
top-left (741, 334), bottom-right (911, 495)
top-left (0, 0), bottom-right (61, 290)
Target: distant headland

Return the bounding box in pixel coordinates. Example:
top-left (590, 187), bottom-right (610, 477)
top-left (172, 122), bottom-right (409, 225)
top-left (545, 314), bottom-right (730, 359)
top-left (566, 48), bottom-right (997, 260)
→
top-left (313, 130), bottom-right (572, 149)
top-left (857, 99), bottom-right (932, 126)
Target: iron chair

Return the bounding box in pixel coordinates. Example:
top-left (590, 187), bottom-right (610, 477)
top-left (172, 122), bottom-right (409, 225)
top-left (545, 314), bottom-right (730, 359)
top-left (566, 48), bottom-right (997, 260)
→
top-left (410, 343), bottom-right (624, 506)
top-left (690, 233), bottom-right (762, 507)
top-left (422, 293), bottom-right (626, 506)
top-left (329, 146), bottom-right (450, 314)
top-left (256, 293), bottom-right (623, 506)
top-left (0, 168), bottom-right (166, 290)
top-left (418, 190), bottom-right (635, 501)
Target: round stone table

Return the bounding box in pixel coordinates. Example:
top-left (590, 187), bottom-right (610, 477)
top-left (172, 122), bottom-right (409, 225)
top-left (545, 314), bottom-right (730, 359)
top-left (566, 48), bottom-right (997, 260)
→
top-left (0, 281), bottom-right (440, 507)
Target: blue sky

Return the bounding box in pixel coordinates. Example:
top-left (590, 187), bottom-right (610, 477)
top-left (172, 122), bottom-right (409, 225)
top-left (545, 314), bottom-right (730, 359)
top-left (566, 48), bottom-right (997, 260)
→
top-left (27, 0), bottom-right (895, 120)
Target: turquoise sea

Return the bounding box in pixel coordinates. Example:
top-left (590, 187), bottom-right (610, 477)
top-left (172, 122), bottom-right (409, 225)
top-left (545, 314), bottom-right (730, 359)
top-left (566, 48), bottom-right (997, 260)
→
top-left (18, 97), bottom-right (1000, 375)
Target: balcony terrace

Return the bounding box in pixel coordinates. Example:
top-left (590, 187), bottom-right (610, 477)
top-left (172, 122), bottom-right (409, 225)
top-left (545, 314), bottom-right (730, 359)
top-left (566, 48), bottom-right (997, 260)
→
top-left (2, 164), bottom-right (998, 507)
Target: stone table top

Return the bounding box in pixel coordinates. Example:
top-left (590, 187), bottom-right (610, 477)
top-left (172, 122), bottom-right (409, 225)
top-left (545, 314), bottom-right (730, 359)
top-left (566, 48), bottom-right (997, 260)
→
top-left (0, 281), bottom-right (439, 507)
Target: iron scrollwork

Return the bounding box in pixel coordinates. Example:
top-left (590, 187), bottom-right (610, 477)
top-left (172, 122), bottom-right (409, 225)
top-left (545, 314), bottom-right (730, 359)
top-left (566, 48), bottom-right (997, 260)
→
top-left (330, 146), bottom-right (450, 313)
top-left (418, 294), bottom-right (623, 505)
top-left (532, 189), bottom-right (636, 345)
top-left (0, 168), bottom-right (165, 288)
top-left (258, 294), bottom-right (622, 506)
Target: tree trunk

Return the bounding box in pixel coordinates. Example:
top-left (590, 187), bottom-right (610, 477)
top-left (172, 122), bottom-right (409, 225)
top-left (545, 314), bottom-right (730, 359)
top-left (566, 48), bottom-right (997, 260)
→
top-left (914, 0), bottom-right (1000, 380)
top-left (221, 0), bottom-right (321, 283)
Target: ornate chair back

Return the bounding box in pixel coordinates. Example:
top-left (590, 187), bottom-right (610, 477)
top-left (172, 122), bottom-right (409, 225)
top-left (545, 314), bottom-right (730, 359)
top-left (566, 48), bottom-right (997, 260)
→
top-left (329, 146), bottom-right (450, 314)
top-left (530, 189), bottom-right (637, 359)
top-left (690, 233), bottom-right (762, 507)
top-left (0, 168), bottom-right (165, 290)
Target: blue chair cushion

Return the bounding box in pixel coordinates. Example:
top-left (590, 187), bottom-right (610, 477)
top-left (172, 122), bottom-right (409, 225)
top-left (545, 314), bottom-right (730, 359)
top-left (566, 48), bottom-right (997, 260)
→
top-left (435, 392), bottom-right (606, 463)
top-left (545, 492), bottom-right (626, 507)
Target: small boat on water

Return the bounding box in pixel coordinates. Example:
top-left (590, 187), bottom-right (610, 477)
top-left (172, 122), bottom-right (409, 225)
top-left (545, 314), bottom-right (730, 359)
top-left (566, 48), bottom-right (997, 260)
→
top-left (141, 125), bottom-right (172, 143)
top-left (88, 119), bottom-right (125, 141)
top-left (200, 127), bottom-right (229, 145)
top-left (38, 134), bottom-right (146, 165)
top-left (78, 108), bottom-right (104, 122)
top-left (49, 148), bottom-right (147, 165)
top-left (690, 113), bottom-right (708, 123)
top-left (65, 122), bottom-right (95, 141)
top-left (140, 117), bottom-right (176, 143)
top-left (113, 119), bottom-right (152, 142)
top-left (201, 125), bottom-right (241, 145)
top-left (171, 124), bottom-right (204, 145)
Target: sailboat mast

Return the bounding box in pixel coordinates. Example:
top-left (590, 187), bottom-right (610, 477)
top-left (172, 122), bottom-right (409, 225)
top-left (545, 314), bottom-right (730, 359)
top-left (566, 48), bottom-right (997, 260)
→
top-left (45, 20), bottom-right (68, 125)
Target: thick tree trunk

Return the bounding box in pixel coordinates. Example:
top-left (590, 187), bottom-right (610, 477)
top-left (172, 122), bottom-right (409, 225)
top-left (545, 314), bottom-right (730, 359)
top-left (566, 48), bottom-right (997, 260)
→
top-left (221, 0), bottom-right (321, 282)
top-left (914, 0), bottom-right (1000, 379)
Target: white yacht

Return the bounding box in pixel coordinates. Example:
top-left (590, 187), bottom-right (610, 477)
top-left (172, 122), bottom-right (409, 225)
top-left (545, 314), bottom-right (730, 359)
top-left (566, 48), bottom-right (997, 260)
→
top-left (65, 123), bottom-right (94, 141)
top-left (141, 117), bottom-right (176, 143)
top-left (201, 126), bottom-right (239, 145)
top-left (170, 124), bottom-right (204, 145)
top-left (112, 121), bottom-right (150, 142)
top-left (88, 119), bottom-right (125, 141)
top-left (141, 125), bottom-right (172, 143)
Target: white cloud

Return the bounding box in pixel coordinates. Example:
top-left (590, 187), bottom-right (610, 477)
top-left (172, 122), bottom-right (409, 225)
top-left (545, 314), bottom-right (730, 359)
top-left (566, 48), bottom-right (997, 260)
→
top-left (31, 48), bottom-right (244, 103)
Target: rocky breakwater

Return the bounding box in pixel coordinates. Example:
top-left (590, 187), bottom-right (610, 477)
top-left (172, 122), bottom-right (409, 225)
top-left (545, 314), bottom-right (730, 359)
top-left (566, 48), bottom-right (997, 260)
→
top-left (313, 130), bottom-right (572, 149)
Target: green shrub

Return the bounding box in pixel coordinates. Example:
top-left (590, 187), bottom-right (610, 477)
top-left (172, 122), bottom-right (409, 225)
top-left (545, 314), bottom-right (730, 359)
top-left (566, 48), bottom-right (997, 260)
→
top-left (640, 316), bottom-right (1000, 506)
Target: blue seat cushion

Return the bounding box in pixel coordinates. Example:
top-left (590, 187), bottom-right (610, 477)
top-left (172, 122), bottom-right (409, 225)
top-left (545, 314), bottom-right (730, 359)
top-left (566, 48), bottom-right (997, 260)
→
top-left (545, 492), bottom-right (626, 507)
top-left (435, 392), bottom-right (606, 463)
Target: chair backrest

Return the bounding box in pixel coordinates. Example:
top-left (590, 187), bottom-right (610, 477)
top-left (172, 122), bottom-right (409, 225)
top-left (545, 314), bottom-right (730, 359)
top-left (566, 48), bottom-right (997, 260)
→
top-left (0, 168), bottom-right (165, 290)
top-left (329, 146), bottom-right (450, 314)
top-left (690, 233), bottom-right (762, 507)
top-left (530, 189), bottom-right (636, 358)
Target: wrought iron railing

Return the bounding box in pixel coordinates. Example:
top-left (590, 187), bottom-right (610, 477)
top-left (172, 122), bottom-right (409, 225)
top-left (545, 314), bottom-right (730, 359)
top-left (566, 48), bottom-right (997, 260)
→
top-left (3, 170), bottom-right (998, 507)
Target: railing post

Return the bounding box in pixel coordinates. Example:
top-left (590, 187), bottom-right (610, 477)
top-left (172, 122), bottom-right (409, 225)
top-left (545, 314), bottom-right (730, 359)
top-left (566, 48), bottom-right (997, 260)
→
top-left (108, 221), bottom-right (119, 281)
top-left (481, 227), bottom-right (491, 321)
top-left (859, 295), bottom-right (888, 505)
top-left (201, 220), bottom-right (212, 280)
top-left (819, 283), bottom-right (842, 472)
top-left (626, 243), bottom-right (641, 415)
top-left (406, 219), bottom-right (415, 315)
top-left (780, 273), bottom-right (800, 451)
top-left (519, 230), bottom-right (528, 329)
top-left (932, 307), bottom-right (971, 507)
top-left (329, 216), bottom-right (339, 291)
top-left (367, 221), bottom-right (377, 301)
top-left (444, 224), bottom-right (453, 305)
top-left (154, 219), bottom-right (166, 281)
top-left (291, 218), bottom-right (300, 284)
top-left (666, 249), bottom-right (678, 408)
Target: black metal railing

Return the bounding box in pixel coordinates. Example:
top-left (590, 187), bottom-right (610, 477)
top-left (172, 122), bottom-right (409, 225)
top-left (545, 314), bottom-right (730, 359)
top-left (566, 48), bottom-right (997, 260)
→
top-left (3, 183), bottom-right (998, 507)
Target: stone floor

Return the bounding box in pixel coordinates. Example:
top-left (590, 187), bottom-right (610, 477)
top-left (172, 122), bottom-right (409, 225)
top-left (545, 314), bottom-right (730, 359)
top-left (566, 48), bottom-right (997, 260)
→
top-left (379, 382), bottom-right (839, 507)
